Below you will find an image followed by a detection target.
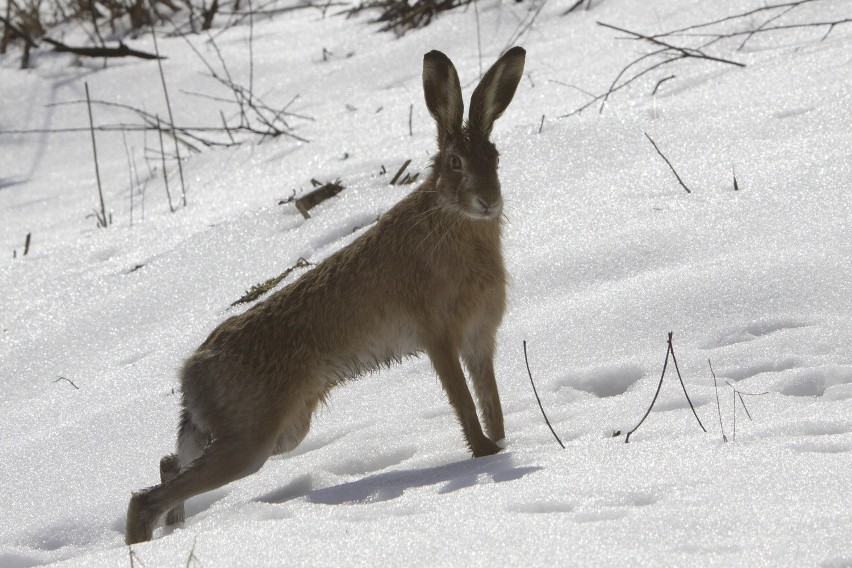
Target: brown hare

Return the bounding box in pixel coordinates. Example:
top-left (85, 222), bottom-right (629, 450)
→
top-left (126, 46), bottom-right (526, 544)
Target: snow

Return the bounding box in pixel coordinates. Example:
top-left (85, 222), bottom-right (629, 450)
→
top-left (1, 0), bottom-right (851, 565)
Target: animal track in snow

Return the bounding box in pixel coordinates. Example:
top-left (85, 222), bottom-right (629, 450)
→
top-left (652, 392), bottom-right (713, 413)
top-left (554, 364), bottom-right (644, 398)
top-left (706, 318), bottom-right (812, 349)
top-left (723, 357), bottom-right (803, 382)
top-left (20, 521), bottom-right (101, 552)
top-left (115, 349), bottom-right (154, 367)
top-left (773, 366), bottom-right (852, 397)
top-left (287, 430), bottom-right (349, 457)
top-left (780, 420), bottom-right (851, 438)
top-left (601, 491), bottom-right (659, 508)
top-left (505, 501), bottom-right (575, 514)
top-left (773, 106), bottom-right (815, 119)
top-left (324, 446), bottom-right (417, 476)
top-left (789, 441), bottom-right (852, 455)
top-left (0, 550), bottom-right (43, 568)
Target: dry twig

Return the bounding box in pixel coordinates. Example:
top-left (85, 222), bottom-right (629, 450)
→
top-left (644, 132), bottom-right (692, 194)
top-left (625, 332), bottom-right (706, 443)
top-left (231, 258), bottom-right (312, 306)
top-left (523, 340), bottom-right (565, 449)
top-left (85, 83), bottom-right (109, 228)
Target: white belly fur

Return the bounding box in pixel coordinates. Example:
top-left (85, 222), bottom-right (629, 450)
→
top-left (318, 321), bottom-right (421, 386)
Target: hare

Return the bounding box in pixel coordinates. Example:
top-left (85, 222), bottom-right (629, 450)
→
top-left (126, 46), bottom-right (525, 544)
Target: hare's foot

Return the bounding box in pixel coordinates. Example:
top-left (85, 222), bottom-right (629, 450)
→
top-left (126, 489), bottom-right (159, 545)
top-left (471, 435), bottom-right (501, 458)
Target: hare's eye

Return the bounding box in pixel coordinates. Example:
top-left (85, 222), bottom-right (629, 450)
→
top-left (449, 154), bottom-right (463, 171)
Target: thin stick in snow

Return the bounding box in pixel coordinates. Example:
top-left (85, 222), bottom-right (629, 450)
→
top-left (85, 82), bottom-right (109, 228)
top-left (645, 132), bottom-right (692, 194)
top-left (625, 335), bottom-right (670, 443)
top-left (54, 376), bottom-right (80, 389)
top-left (185, 536), bottom-right (201, 568)
top-left (651, 74), bottom-right (675, 96)
top-left (130, 146), bottom-right (145, 221)
top-left (523, 340), bottom-right (565, 449)
top-left (625, 332), bottom-right (705, 442)
top-left (122, 131), bottom-right (135, 227)
top-left (724, 380), bottom-right (769, 441)
top-left (473, 0), bottom-right (482, 79)
top-left (150, 13), bottom-right (187, 207)
top-left (669, 337), bottom-right (706, 433)
top-left (248, 0), bottom-right (255, 95)
top-left (708, 359), bottom-right (727, 442)
top-left (156, 115), bottom-right (175, 213)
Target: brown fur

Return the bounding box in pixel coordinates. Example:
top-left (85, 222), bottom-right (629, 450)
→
top-left (126, 46), bottom-right (526, 544)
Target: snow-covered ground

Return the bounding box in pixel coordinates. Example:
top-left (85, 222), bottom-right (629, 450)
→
top-left (2, 0), bottom-right (851, 565)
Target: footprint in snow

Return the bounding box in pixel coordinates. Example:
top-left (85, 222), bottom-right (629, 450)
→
top-left (772, 366), bottom-right (852, 397)
top-left (324, 446), bottom-right (417, 476)
top-left (601, 491), bottom-right (658, 508)
top-left (705, 317), bottom-right (812, 349)
top-left (779, 420), bottom-right (851, 438)
top-left (789, 440), bottom-right (852, 455)
top-left (722, 356), bottom-right (803, 382)
top-left (0, 550), bottom-right (44, 568)
top-left (19, 520), bottom-right (102, 552)
top-left (553, 364), bottom-right (644, 398)
top-left (505, 501), bottom-right (575, 515)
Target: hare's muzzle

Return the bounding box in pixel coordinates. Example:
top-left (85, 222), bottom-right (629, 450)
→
top-left (466, 175), bottom-right (503, 219)
top-left (472, 195), bottom-right (503, 219)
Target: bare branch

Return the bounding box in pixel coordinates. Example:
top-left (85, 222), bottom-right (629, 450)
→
top-left (644, 132), bottom-right (692, 194)
top-left (523, 340), bottom-right (565, 449)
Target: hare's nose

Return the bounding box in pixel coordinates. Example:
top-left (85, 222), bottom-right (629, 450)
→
top-left (475, 196), bottom-right (502, 217)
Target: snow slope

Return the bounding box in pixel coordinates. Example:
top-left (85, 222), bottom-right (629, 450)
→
top-left (1, 0), bottom-right (851, 565)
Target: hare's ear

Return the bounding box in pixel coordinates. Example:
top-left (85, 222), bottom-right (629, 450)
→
top-left (423, 50), bottom-right (464, 147)
top-left (469, 46), bottom-right (525, 137)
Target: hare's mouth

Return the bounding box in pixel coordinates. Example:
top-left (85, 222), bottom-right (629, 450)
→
top-left (462, 195), bottom-right (502, 220)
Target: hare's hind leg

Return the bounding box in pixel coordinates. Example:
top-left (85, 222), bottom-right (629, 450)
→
top-left (126, 430), bottom-right (277, 545)
top-left (462, 327), bottom-right (505, 443)
top-left (160, 412), bottom-right (209, 525)
top-left (426, 339), bottom-right (499, 458)
top-left (272, 396), bottom-right (320, 455)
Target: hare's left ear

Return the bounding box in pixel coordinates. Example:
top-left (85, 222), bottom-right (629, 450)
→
top-left (469, 46), bottom-right (526, 137)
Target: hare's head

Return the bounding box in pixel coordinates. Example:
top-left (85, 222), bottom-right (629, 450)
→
top-left (422, 47), bottom-right (525, 220)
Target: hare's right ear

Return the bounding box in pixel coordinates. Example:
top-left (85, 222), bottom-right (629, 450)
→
top-left (423, 50), bottom-right (464, 147)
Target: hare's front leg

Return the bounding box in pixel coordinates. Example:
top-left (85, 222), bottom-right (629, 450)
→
top-left (426, 340), bottom-right (500, 458)
top-left (462, 327), bottom-right (505, 443)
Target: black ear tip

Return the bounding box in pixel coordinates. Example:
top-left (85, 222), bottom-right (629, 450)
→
top-left (504, 46), bottom-right (526, 59)
top-left (424, 50), bottom-right (451, 65)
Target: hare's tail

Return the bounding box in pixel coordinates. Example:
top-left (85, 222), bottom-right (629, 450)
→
top-left (159, 409), bottom-right (209, 525)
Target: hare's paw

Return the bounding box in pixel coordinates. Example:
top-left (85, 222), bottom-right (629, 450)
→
top-left (471, 436), bottom-right (501, 458)
top-left (125, 490), bottom-right (158, 544)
